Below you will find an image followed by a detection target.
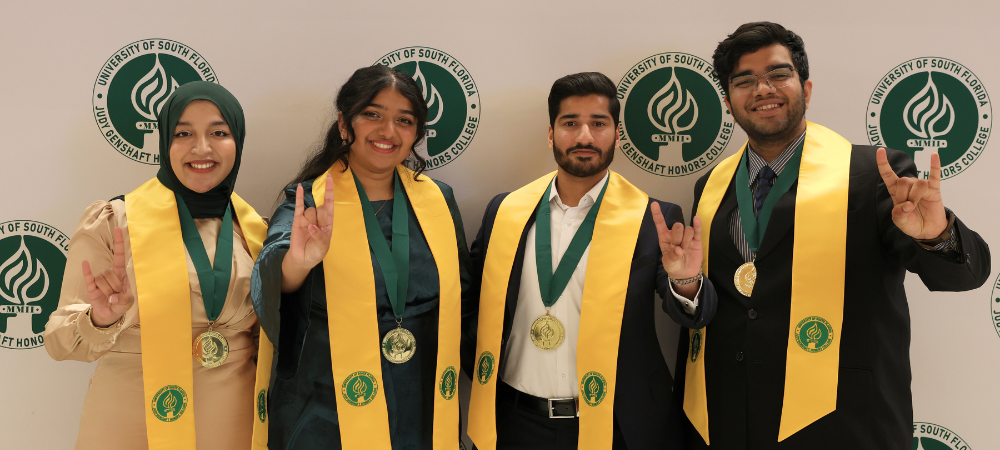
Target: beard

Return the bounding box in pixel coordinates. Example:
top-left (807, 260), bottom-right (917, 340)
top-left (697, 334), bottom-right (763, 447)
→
top-left (553, 141), bottom-right (615, 178)
top-left (731, 90), bottom-right (807, 147)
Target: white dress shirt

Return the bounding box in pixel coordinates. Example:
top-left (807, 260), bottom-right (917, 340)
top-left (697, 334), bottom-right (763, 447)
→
top-left (501, 172), bottom-right (698, 399)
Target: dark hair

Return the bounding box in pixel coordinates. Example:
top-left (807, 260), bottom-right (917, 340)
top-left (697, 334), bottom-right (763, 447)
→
top-left (289, 65), bottom-right (429, 187)
top-left (712, 22), bottom-right (809, 97)
top-left (548, 72), bottom-right (620, 128)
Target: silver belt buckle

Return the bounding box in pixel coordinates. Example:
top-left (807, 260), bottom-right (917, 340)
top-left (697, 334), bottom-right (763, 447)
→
top-left (547, 397), bottom-right (578, 419)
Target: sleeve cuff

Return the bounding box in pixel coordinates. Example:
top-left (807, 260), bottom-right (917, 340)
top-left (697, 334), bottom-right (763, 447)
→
top-left (669, 280), bottom-right (701, 315)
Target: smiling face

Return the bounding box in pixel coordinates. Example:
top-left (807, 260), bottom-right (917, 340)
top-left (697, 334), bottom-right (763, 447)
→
top-left (724, 43), bottom-right (812, 146)
top-left (548, 94), bottom-right (619, 179)
top-left (340, 87), bottom-right (418, 176)
top-left (168, 100), bottom-right (237, 193)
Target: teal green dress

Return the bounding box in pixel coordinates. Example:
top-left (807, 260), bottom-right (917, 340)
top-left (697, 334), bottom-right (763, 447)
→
top-left (251, 177), bottom-right (472, 450)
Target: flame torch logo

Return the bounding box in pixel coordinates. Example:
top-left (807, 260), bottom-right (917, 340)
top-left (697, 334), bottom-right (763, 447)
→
top-left (341, 371), bottom-right (378, 406)
top-left (580, 371), bottom-right (607, 407)
top-left (618, 52), bottom-right (733, 177)
top-left (648, 68), bottom-right (699, 166)
top-left (374, 47), bottom-right (481, 169)
top-left (0, 221), bottom-right (68, 350)
top-left (867, 57), bottom-right (991, 180)
top-left (93, 39), bottom-right (217, 164)
top-left (794, 316), bottom-right (833, 353)
top-left (439, 366), bottom-right (457, 400)
top-left (151, 385), bottom-right (188, 422)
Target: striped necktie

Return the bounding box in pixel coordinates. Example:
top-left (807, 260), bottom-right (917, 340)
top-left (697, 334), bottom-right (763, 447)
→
top-left (754, 165), bottom-right (776, 217)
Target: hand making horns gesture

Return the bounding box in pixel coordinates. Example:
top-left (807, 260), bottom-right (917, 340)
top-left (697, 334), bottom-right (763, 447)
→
top-left (82, 227), bottom-right (133, 328)
top-left (876, 148), bottom-right (948, 239)
top-left (651, 202), bottom-right (703, 284)
top-left (281, 174), bottom-right (335, 292)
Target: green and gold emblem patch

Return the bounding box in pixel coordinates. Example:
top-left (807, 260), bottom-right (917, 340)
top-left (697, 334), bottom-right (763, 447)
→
top-left (257, 388), bottom-right (267, 423)
top-left (341, 371), bottom-right (379, 407)
top-left (476, 351), bottom-right (495, 385)
top-left (439, 366), bottom-right (457, 400)
top-left (151, 385), bottom-right (188, 422)
top-left (794, 316), bottom-right (834, 353)
top-left (690, 329), bottom-right (703, 362)
top-left (580, 371), bottom-right (608, 407)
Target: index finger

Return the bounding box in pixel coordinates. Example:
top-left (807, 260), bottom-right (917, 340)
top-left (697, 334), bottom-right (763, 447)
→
top-left (650, 202), bottom-right (670, 240)
top-left (876, 147), bottom-right (899, 186)
top-left (928, 152), bottom-right (942, 191)
top-left (112, 227), bottom-right (127, 277)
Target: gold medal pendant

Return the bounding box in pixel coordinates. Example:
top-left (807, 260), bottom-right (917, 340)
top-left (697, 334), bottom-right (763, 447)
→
top-left (193, 329), bottom-right (229, 368)
top-left (734, 261), bottom-right (757, 297)
top-left (530, 313), bottom-right (566, 350)
top-left (382, 326), bottom-right (417, 364)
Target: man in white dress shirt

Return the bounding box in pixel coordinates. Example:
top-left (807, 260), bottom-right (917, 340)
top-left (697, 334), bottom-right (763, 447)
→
top-left (463, 72), bottom-right (717, 450)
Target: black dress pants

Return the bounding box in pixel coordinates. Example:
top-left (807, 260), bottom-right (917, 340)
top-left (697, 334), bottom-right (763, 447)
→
top-left (491, 382), bottom-right (628, 450)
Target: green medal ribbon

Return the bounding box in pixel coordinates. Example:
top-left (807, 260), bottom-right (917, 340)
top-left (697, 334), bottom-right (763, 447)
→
top-left (535, 178), bottom-right (609, 308)
top-left (734, 140), bottom-right (804, 254)
top-left (175, 195), bottom-right (233, 322)
top-left (354, 171), bottom-right (410, 319)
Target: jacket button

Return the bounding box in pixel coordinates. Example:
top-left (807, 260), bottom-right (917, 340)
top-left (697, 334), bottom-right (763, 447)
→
top-left (748, 309), bottom-right (758, 319)
top-left (736, 351), bottom-right (744, 362)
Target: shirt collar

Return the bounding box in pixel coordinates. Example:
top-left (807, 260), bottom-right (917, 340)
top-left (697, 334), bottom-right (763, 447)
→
top-left (550, 170), bottom-right (610, 210)
top-left (745, 130), bottom-right (806, 186)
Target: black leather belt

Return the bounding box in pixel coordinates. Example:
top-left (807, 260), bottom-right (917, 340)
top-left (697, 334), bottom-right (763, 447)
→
top-left (499, 381), bottom-right (579, 419)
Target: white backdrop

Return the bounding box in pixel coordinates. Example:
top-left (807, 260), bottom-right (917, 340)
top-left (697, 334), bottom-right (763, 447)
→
top-left (2, 1), bottom-right (998, 449)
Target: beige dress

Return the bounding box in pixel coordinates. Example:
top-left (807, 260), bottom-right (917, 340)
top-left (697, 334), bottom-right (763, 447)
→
top-left (44, 199), bottom-right (260, 450)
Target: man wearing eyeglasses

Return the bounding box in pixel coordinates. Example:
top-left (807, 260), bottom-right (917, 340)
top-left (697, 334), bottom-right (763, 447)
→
top-left (674, 22), bottom-right (991, 450)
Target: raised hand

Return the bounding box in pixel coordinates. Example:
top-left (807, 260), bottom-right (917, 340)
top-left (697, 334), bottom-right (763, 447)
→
top-left (876, 148), bottom-right (948, 239)
top-left (282, 175), bottom-right (334, 292)
top-left (652, 202), bottom-right (703, 281)
top-left (82, 227), bottom-right (133, 327)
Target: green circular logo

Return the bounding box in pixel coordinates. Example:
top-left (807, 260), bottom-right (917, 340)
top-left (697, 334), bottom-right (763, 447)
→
top-left (580, 371), bottom-right (608, 407)
top-left (151, 385), bottom-right (189, 422)
top-left (913, 422), bottom-right (973, 449)
top-left (794, 316), bottom-right (834, 353)
top-left (257, 389), bottom-right (267, 423)
top-left (989, 273), bottom-right (1000, 341)
top-left (690, 329), bottom-right (703, 363)
top-left (93, 39), bottom-right (218, 165)
top-left (617, 52), bottom-right (734, 177)
top-left (476, 351), bottom-right (495, 385)
top-left (867, 57), bottom-right (990, 180)
top-left (341, 371), bottom-right (379, 407)
top-left (374, 47), bottom-right (481, 170)
top-left (0, 221), bottom-right (68, 350)
top-left (439, 366), bottom-right (458, 400)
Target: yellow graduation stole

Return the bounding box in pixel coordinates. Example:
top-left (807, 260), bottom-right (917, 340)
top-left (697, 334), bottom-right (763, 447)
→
top-left (125, 178), bottom-right (267, 450)
top-left (685, 121), bottom-right (851, 443)
top-left (468, 171), bottom-right (648, 450)
top-left (307, 162), bottom-right (461, 449)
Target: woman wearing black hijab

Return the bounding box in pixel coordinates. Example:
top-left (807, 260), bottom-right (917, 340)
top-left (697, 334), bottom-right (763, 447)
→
top-left (45, 82), bottom-right (268, 450)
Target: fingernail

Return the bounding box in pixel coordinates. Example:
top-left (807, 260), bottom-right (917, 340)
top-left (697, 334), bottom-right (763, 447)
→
top-left (110, 295), bottom-right (118, 303)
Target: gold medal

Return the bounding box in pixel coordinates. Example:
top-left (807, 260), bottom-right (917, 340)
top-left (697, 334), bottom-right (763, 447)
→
top-left (734, 261), bottom-right (757, 297)
top-left (530, 313), bottom-right (566, 350)
top-left (382, 326), bottom-right (417, 364)
top-left (193, 329), bottom-right (229, 368)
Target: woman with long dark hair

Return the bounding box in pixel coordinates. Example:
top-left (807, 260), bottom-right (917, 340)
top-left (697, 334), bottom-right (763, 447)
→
top-left (252, 65), bottom-right (471, 450)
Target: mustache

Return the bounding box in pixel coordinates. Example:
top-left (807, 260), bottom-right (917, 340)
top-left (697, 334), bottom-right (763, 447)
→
top-left (567, 144), bottom-right (603, 155)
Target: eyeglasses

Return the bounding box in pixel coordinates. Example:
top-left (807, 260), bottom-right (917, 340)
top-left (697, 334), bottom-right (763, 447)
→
top-left (730, 67), bottom-right (796, 92)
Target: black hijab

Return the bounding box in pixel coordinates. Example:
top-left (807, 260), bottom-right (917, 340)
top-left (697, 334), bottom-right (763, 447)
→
top-left (155, 81), bottom-right (246, 218)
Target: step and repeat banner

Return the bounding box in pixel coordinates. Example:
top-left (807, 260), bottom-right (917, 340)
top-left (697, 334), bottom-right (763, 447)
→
top-left (2, 1), bottom-right (997, 449)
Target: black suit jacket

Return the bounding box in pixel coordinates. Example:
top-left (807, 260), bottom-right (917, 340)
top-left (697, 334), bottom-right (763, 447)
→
top-left (674, 146), bottom-right (991, 450)
top-left (463, 190), bottom-right (718, 450)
